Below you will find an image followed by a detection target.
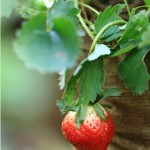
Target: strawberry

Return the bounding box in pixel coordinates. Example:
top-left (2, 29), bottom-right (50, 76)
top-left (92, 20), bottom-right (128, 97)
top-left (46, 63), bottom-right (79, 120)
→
top-left (62, 106), bottom-right (114, 150)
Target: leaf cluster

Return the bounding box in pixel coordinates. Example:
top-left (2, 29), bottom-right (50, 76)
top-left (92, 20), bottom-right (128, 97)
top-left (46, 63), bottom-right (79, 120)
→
top-left (4, 0), bottom-right (150, 127)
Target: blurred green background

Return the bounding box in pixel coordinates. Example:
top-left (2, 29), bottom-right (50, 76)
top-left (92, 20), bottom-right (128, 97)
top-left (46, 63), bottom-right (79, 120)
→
top-left (1, 13), bottom-right (73, 150)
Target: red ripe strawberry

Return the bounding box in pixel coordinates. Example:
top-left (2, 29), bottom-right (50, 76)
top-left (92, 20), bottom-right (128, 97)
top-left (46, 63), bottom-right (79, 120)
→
top-left (62, 106), bottom-right (114, 150)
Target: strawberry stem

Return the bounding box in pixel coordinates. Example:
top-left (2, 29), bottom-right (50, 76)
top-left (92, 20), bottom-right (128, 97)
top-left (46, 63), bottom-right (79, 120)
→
top-left (79, 2), bottom-right (99, 15)
top-left (123, 0), bottom-right (130, 15)
top-left (74, 0), bottom-right (95, 40)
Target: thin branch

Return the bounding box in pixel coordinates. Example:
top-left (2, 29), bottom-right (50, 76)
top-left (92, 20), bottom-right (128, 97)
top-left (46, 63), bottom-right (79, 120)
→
top-left (123, 0), bottom-right (130, 15)
top-left (79, 2), bottom-right (99, 15)
top-left (78, 14), bottom-right (95, 40)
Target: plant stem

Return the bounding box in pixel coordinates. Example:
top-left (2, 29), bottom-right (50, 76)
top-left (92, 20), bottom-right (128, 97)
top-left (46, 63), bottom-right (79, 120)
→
top-left (89, 20), bottom-right (126, 55)
top-left (74, 0), bottom-right (78, 8)
top-left (74, 0), bottom-right (95, 40)
top-left (84, 19), bottom-right (94, 26)
top-left (123, 0), bottom-right (130, 15)
top-left (78, 14), bottom-right (95, 40)
top-left (79, 2), bottom-right (99, 15)
top-left (84, 19), bottom-right (94, 30)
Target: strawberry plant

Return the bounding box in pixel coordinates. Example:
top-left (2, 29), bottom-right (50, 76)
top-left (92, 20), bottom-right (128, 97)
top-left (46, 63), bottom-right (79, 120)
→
top-left (2, 0), bottom-right (150, 149)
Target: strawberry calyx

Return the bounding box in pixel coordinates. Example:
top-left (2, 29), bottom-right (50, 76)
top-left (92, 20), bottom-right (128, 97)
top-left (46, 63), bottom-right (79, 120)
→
top-left (57, 98), bottom-right (111, 128)
top-left (61, 105), bottom-right (115, 150)
top-left (57, 87), bottom-right (121, 128)
top-left (75, 103), bottom-right (111, 128)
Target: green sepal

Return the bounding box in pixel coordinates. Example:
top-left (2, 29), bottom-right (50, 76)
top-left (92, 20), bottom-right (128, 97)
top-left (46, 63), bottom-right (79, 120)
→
top-left (89, 93), bottom-right (103, 104)
top-left (89, 87), bottom-right (122, 104)
top-left (75, 105), bottom-right (87, 129)
top-left (93, 103), bottom-right (107, 120)
top-left (100, 103), bottom-right (113, 109)
top-left (56, 99), bottom-right (78, 114)
top-left (102, 88), bottom-right (122, 99)
top-left (56, 100), bottom-right (66, 114)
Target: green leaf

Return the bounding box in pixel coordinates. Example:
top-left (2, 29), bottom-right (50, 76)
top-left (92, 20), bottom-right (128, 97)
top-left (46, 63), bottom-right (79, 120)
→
top-left (73, 59), bottom-right (88, 76)
top-left (112, 10), bottom-right (149, 57)
top-left (95, 4), bottom-right (125, 32)
top-left (118, 46), bottom-right (150, 95)
top-left (101, 26), bottom-right (123, 42)
top-left (102, 88), bottom-right (122, 99)
top-left (65, 54), bottom-right (110, 106)
top-left (130, 6), bottom-right (147, 18)
top-left (144, 0), bottom-right (150, 6)
top-left (74, 44), bottom-right (110, 76)
top-left (119, 10), bottom-right (149, 49)
top-left (63, 76), bottom-right (77, 106)
top-left (76, 105), bottom-right (87, 128)
top-left (14, 14), bottom-right (81, 73)
top-left (94, 4), bottom-right (125, 41)
top-left (93, 103), bottom-right (106, 119)
top-left (139, 25), bottom-right (150, 48)
top-left (1, 0), bottom-right (17, 17)
top-left (79, 58), bottom-right (104, 104)
top-left (47, 0), bottom-right (79, 28)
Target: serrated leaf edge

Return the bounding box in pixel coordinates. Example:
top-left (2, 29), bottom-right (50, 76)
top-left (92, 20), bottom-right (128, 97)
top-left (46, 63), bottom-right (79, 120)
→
top-left (118, 48), bottom-right (150, 95)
